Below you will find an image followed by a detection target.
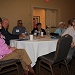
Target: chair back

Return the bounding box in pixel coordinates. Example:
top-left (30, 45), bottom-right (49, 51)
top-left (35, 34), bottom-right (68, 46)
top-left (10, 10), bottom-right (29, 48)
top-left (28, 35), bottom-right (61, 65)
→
top-left (53, 34), bottom-right (72, 63)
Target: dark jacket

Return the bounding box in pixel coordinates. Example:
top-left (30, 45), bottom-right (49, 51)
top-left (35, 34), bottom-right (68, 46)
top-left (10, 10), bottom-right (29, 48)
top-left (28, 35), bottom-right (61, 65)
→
top-left (31, 28), bottom-right (46, 35)
top-left (1, 27), bottom-right (19, 45)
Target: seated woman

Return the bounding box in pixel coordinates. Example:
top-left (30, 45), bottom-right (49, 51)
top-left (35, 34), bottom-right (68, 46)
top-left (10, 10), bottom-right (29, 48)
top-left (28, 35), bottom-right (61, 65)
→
top-left (31, 23), bottom-right (46, 35)
top-left (55, 22), bottom-right (66, 35)
top-left (0, 17), bottom-right (36, 75)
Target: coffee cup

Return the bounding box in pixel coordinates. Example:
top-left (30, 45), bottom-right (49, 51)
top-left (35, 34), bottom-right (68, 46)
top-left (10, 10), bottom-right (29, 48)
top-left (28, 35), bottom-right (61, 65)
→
top-left (29, 35), bottom-right (33, 40)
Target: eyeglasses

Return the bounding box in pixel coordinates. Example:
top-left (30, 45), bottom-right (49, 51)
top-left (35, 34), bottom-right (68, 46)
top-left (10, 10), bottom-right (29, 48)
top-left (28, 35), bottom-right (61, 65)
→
top-left (19, 23), bottom-right (22, 24)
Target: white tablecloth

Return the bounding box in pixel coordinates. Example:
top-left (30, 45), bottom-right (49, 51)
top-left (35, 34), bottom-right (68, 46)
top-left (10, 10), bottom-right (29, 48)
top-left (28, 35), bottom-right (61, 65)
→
top-left (10, 36), bottom-right (58, 67)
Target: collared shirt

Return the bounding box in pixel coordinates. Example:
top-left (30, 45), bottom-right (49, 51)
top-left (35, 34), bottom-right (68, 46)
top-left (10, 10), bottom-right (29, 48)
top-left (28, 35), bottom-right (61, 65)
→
top-left (55, 28), bottom-right (66, 35)
top-left (12, 26), bottom-right (26, 35)
top-left (0, 37), bottom-right (12, 59)
top-left (62, 26), bottom-right (75, 43)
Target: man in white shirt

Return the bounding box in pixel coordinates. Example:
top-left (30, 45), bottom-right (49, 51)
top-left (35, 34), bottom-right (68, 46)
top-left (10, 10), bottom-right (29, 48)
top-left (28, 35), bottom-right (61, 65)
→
top-left (62, 18), bottom-right (75, 63)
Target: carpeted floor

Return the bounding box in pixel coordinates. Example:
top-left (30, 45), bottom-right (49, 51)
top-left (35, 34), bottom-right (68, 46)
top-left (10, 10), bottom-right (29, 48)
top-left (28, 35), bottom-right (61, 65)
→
top-left (35, 58), bottom-right (75, 75)
top-left (1, 58), bottom-right (75, 75)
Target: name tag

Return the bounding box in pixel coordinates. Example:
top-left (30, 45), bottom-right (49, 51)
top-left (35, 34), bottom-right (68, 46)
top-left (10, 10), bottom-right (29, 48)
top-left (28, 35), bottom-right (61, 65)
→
top-left (16, 29), bottom-right (19, 32)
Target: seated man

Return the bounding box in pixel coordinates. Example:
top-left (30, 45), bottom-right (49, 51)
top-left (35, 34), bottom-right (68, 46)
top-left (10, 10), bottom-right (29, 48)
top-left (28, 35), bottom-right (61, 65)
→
top-left (1, 18), bottom-right (25, 45)
top-left (55, 22), bottom-right (66, 35)
top-left (31, 23), bottom-right (46, 35)
top-left (62, 18), bottom-right (75, 64)
top-left (12, 20), bottom-right (26, 35)
top-left (0, 18), bottom-right (36, 75)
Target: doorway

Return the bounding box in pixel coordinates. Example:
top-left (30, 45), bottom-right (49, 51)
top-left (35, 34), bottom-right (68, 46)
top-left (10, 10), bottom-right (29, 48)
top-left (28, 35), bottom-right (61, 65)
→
top-left (33, 8), bottom-right (45, 29)
top-left (32, 7), bottom-right (59, 33)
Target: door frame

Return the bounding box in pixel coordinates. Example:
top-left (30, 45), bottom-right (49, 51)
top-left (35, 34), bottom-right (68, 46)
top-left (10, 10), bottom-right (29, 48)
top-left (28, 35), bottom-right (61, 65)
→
top-left (31, 6), bottom-right (60, 30)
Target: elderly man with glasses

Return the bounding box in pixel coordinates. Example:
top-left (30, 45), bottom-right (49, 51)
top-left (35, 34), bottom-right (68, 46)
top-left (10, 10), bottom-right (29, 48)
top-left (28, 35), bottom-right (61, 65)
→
top-left (12, 20), bottom-right (26, 35)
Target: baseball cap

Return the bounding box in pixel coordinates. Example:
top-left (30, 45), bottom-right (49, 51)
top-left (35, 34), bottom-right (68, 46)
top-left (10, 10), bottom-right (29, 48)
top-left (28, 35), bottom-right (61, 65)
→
top-left (59, 22), bottom-right (65, 25)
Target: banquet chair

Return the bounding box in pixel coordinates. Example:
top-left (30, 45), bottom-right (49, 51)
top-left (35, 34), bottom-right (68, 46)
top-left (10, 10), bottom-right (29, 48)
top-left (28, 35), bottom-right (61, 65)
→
top-left (72, 49), bottom-right (75, 58)
top-left (70, 50), bottom-right (75, 65)
top-left (38, 34), bottom-right (72, 75)
top-left (0, 59), bottom-right (23, 75)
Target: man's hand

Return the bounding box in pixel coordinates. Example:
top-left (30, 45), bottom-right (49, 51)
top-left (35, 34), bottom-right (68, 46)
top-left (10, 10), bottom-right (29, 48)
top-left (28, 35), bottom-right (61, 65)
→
top-left (19, 34), bottom-right (25, 39)
top-left (9, 47), bottom-right (16, 51)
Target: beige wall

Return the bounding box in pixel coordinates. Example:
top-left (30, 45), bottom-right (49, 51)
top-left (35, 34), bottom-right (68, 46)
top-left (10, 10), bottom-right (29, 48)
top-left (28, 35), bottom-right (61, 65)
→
top-left (0, 0), bottom-right (75, 32)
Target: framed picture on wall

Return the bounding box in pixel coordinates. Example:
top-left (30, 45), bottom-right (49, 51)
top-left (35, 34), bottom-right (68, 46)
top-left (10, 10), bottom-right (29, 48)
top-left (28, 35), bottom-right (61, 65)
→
top-left (33, 16), bottom-right (40, 28)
